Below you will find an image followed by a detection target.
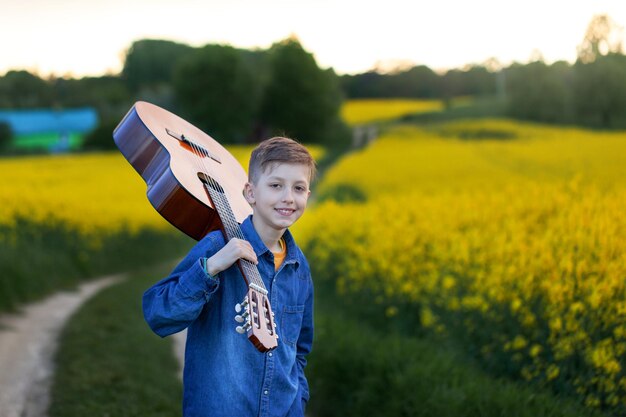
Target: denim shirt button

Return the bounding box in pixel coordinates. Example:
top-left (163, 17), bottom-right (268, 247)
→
top-left (268, 352), bottom-right (273, 357)
top-left (264, 390), bottom-right (269, 395)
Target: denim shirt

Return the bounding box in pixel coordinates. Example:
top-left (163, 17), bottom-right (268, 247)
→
top-left (143, 215), bottom-right (314, 417)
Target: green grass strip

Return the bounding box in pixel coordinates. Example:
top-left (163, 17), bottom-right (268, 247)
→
top-left (48, 263), bottom-right (607, 416)
top-left (49, 263), bottom-right (182, 416)
top-left (307, 312), bottom-right (608, 417)
top-left (0, 217), bottom-right (192, 312)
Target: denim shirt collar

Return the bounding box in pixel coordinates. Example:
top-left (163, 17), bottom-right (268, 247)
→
top-left (240, 215), bottom-right (300, 269)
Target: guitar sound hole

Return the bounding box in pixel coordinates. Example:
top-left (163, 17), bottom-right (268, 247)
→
top-left (198, 173), bottom-right (225, 194)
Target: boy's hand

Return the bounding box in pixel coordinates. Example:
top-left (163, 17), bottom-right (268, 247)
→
top-left (205, 238), bottom-right (258, 276)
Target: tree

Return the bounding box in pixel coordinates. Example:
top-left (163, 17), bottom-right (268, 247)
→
top-left (0, 70), bottom-right (54, 108)
top-left (173, 45), bottom-right (261, 143)
top-left (577, 14), bottom-right (624, 63)
top-left (81, 120), bottom-right (120, 151)
top-left (463, 66), bottom-right (497, 96)
top-left (340, 71), bottom-right (387, 98)
top-left (260, 37), bottom-right (348, 147)
top-left (122, 39), bottom-right (194, 90)
top-left (0, 121), bottom-right (12, 152)
top-left (442, 65), bottom-right (496, 99)
top-left (53, 76), bottom-right (131, 122)
top-left (505, 61), bottom-right (573, 123)
top-left (388, 65), bottom-right (441, 98)
top-left (573, 54), bottom-right (626, 128)
top-left (441, 69), bottom-right (464, 100)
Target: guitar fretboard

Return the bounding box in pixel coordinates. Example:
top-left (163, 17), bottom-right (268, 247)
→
top-left (202, 182), bottom-right (268, 294)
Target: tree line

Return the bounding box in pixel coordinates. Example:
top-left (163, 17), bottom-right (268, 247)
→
top-left (1, 14), bottom-right (624, 153)
top-left (342, 15), bottom-right (626, 129)
top-left (340, 52), bottom-right (626, 129)
top-left (0, 37), bottom-right (351, 151)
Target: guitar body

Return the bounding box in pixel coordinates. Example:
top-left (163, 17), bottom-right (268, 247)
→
top-left (113, 101), bottom-right (252, 241)
top-left (114, 101), bottom-right (277, 352)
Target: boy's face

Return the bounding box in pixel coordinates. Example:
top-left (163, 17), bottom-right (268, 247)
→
top-left (244, 163), bottom-right (311, 234)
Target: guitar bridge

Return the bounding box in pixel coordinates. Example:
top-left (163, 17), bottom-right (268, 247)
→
top-left (166, 128), bottom-right (221, 163)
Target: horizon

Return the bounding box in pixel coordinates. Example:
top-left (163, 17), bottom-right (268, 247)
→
top-left (1, 0), bottom-right (626, 79)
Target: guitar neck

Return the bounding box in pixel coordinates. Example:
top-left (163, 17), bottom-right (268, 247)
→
top-left (202, 182), bottom-right (268, 294)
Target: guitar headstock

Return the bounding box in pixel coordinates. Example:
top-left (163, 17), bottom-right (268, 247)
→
top-left (235, 288), bottom-right (278, 352)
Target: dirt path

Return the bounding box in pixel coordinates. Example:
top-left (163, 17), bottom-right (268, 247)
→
top-left (0, 275), bottom-right (123, 417)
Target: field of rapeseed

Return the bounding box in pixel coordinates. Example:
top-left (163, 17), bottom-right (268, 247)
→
top-left (0, 144), bottom-right (322, 311)
top-left (2, 102), bottom-right (622, 413)
top-left (0, 146), bottom-right (266, 233)
top-left (340, 97), bottom-right (475, 126)
top-left (341, 99), bottom-right (444, 125)
top-left (0, 152), bottom-right (168, 234)
top-left (296, 119), bottom-right (626, 412)
top-left (0, 146), bottom-right (324, 231)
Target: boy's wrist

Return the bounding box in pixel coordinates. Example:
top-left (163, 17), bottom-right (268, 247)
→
top-left (201, 257), bottom-right (217, 279)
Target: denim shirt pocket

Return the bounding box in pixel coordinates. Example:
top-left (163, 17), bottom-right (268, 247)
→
top-left (281, 304), bottom-right (305, 347)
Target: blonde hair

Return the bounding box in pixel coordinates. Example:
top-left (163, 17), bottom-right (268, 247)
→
top-left (248, 137), bottom-right (316, 184)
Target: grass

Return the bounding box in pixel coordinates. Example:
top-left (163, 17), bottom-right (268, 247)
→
top-left (39, 111), bottom-right (618, 415)
top-left (0, 217), bottom-right (192, 312)
top-left (49, 262), bottom-right (183, 417)
top-left (48, 259), bottom-right (605, 417)
top-left (308, 305), bottom-right (610, 417)
top-left (401, 96), bottom-right (507, 124)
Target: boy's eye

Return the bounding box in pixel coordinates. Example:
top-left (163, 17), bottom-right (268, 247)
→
top-left (270, 183), bottom-right (281, 188)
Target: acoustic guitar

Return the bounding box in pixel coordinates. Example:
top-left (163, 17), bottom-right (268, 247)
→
top-left (113, 101), bottom-right (278, 352)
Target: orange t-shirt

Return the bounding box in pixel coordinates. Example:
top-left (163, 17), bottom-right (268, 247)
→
top-left (273, 237), bottom-right (287, 271)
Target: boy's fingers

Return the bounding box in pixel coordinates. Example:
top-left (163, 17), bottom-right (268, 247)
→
top-left (231, 239), bottom-right (257, 264)
top-left (243, 247), bottom-right (258, 265)
top-left (244, 245), bottom-right (258, 264)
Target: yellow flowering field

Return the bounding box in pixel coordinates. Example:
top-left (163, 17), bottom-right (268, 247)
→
top-left (0, 152), bottom-right (167, 234)
top-left (341, 99), bottom-right (444, 125)
top-left (0, 144), bottom-right (322, 312)
top-left (296, 120), bottom-right (626, 412)
top-left (0, 145), bottom-right (323, 235)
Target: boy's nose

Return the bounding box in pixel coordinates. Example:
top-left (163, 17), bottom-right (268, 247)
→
top-left (282, 189), bottom-right (294, 202)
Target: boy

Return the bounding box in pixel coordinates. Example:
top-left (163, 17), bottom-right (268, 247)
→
top-left (143, 137), bottom-right (315, 417)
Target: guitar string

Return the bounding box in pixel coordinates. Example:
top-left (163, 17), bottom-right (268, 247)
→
top-left (187, 139), bottom-right (265, 290)
top-left (192, 142), bottom-right (267, 290)
top-left (186, 140), bottom-right (241, 275)
top-left (186, 141), bottom-right (244, 272)
top-left (189, 139), bottom-right (276, 341)
top-left (188, 137), bottom-right (276, 339)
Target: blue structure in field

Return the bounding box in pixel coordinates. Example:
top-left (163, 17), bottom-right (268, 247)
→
top-left (0, 108), bottom-right (98, 152)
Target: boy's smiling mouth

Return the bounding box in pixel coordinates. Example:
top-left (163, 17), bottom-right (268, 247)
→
top-left (275, 208), bottom-right (296, 215)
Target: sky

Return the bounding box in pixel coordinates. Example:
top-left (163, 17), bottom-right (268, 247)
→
top-left (1, 0), bottom-right (626, 78)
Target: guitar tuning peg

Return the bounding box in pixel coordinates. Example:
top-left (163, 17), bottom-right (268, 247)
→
top-left (235, 315), bottom-right (244, 323)
top-left (236, 322), bottom-right (251, 334)
top-left (235, 298), bottom-right (250, 313)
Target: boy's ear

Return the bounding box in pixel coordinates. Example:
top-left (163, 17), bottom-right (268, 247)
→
top-left (243, 182), bottom-right (255, 205)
